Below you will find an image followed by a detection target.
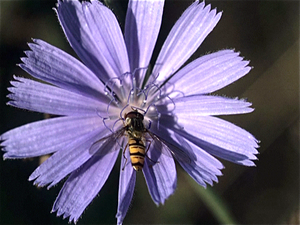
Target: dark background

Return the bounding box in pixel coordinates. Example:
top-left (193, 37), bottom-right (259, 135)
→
top-left (0, 0), bottom-right (299, 224)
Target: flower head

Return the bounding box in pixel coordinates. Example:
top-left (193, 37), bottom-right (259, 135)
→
top-left (1, 0), bottom-right (259, 224)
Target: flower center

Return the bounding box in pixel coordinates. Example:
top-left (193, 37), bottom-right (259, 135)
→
top-left (100, 70), bottom-right (168, 132)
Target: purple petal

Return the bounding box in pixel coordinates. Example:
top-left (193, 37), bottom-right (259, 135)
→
top-left (150, 120), bottom-right (223, 187)
top-left (168, 50), bottom-right (251, 95)
top-left (142, 141), bottom-right (177, 205)
top-left (29, 120), bottom-right (116, 188)
top-left (52, 148), bottom-right (119, 223)
top-left (116, 149), bottom-right (136, 225)
top-left (56, 0), bottom-right (115, 82)
top-left (180, 132), bottom-right (257, 166)
top-left (159, 114), bottom-right (258, 166)
top-left (7, 77), bottom-right (110, 116)
top-left (180, 116), bottom-right (258, 151)
top-left (1, 116), bottom-right (102, 159)
top-left (173, 135), bottom-right (222, 187)
top-left (82, 0), bottom-right (130, 79)
top-left (125, 0), bottom-right (164, 86)
top-left (160, 95), bottom-right (254, 116)
top-left (20, 39), bottom-right (107, 102)
top-left (153, 1), bottom-right (222, 82)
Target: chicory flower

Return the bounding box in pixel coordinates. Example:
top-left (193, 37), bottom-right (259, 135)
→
top-left (1, 0), bottom-right (259, 224)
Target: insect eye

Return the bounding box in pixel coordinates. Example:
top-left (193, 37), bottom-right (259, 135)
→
top-left (125, 117), bottom-right (131, 125)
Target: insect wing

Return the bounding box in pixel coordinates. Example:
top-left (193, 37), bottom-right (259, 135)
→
top-left (146, 130), bottom-right (191, 163)
top-left (89, 128), bottom-right (125, 156)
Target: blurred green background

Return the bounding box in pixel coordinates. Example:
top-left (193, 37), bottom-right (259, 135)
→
top-left (0, 0), bottom-right (299, 224)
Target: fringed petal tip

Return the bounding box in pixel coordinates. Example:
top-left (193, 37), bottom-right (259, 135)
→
top-left (168, 95), bottom-right (254, 117)
top-left (29, 175), bottom-right (46, 188)
top-left (153, 0), bottom-right (222, 82)
top-left (243, 160), bottom-right (257, 167)
top-left (26, 39), bottom-right (40, 50)
top-left (167, 49), bottom-right (252, 96)
top-left (55, 0), bottom-right (73, 10)
top-left (9, 75), bottom-right (21, 84)
top-left (31, 38), bottom-right (40, 43)
top-left (50, 209), bottom-right (79, 225)
top-left (2, 153), bottom-right (27, 160)
top-left (116, 214), bottom-right (123, 225)
top-left (116, 210), bottom-right (129, 225)
top-left (2, 152), bottom-right (19, 161)
top-left (151, 188), bottom-right (175, 207)
top-left (196, 172), bottom-right (222, 188)
top-left (29, 175), bottom-right (57, 190)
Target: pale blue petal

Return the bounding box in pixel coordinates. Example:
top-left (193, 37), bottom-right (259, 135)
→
top-left (56, 0), bottom-right (115, 82)
top-left (1, 116), bottom-right (102, 159)
top-left (52, 149), bottom-right (119, 223)
top-left (20, 39), bottom-right (107, 102)
top-left (116, 148), bottom-right (136, 225)
top-left (125, 0), bottom-right (164, 86)
top-left (82, 0), bottom-right (130, 79)
top-left (143, 142), bottom-right (177, 205)
top-left (167, 50), bottom-right (251, 95)
top-left (160, 95), bottom-right (254, 116)
top-left (8, 77), bottom-right (110, 116)
top-left (29, 120), bottom-right (115, 188)
top-left (153, 1), bottom-right (222, 82)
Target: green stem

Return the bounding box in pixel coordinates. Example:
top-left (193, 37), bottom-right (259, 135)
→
top-left (185, 173), bottom-right (238, 224)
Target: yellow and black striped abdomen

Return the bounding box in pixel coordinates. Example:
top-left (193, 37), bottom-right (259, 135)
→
top-left (128, 137), bottom-right (145, 171)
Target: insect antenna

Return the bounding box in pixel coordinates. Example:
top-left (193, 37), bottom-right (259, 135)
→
top-left (120, 104), bottom-right (129, 120)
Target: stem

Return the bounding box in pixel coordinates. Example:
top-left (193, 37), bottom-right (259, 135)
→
top-left (184, 173), bottom-right (238, 224)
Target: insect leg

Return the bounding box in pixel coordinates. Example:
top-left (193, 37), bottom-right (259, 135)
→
top-left (145, 139), bottom-right (151, 155)
top-left (145, 139), bottom-right (159, 167)
top-left (122, 143), bottom-right (129, 171)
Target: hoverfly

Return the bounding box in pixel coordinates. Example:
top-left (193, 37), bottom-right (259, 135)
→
top-left (90, 109), bottom-right (190, 171)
